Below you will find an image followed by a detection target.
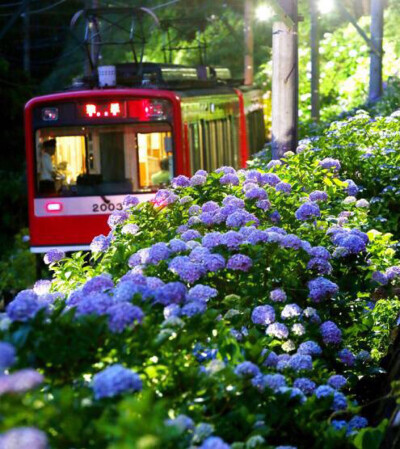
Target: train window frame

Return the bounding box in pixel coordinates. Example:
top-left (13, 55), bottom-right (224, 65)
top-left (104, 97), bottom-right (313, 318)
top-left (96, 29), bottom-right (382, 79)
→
top-left (33, 122), bottom-right (174, 198)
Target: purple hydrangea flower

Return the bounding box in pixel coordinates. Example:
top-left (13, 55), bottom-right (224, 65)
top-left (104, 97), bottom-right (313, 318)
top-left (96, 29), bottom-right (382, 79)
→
top-left (276, 354), bottom-right (291, 371)
top-left (298, 341), bottom-right (322, 356)
top-left (281, 234), bottom-right (303, 250)
top-left (189, 247), bottom-right (211, 263)
top-left (260, 173), bottom-right (281, 186)
top-left (0, 369), bottom-right (44, 394)
top-left (263, 351), bottom-right (278, 368)
top-left (74, 293), bottom-right (113, 317)
top-left (6, 291), bottom-right (41, 322)
top-left (251, 305), bottom-right (276, 325)
top-left (245, 187), bottom-right (268, 200)
top-left (168, 256), bottom-right (205, 283)
top-left (372, 271), bottom-right (388, 285)
top-left (270, 211), bottom-right (281, 223)
top-left (295, 202), bottom-right (321, 221)
top-left (188, 205), bottom-right (201, 216)
top-left (43, 249), bottom-right (65, 264)
top-left (113, 281), bottom-right (145, 302)
top-left (276, 182), bottom-right (292, 194)
top-left (187, 285), bottom-right (218, 302)
top-left (226, 210), bottom-right (259, 228)
top-left (338, 349), bottom-right (355, 366)
top-left (190, 175), bottom-right (207, 186)
top-left (293, 377), bottom-right (316, 395)
top-left (266, 322), bottom-right (289, 340)
top-left (0, 342), bottom-right (16, 371)
top-left (154, 282), bottom-right (187, 305)
top-left (163, 304), bottom-right (181, 319)
top-left (221, 231), bottom-right (244, 248)
top-left (203, 254), bottom-right (226, 272)
top-left (107, 210), bottom-right (128, 229)
top-left (345, 179), bottom-right (359, 196)
top-left (148, 243), bottom-right (172, 265)
top-left (153, 189), bottom-right (178, 207)
top-left (122, 195), bottom-right (139, 209)
top-left (107, 303), bottom-right (144, 333)
top-left (281, 304), bottom-right (302, 320)
top-left (266, 160), bottom-right (282, 170)
top-left (288, 354), bottom-right (313, 372)
top-left (256, 199), bottom-right (271, 210)
top-left (33, 280), bottom-right (52, 295)
top-left (308, 246), bottom-right (331, 260)
top-left (307, 258), bottom-right (333, 275)
top-left (308, 277), bottom-right (339, 302)
top-left (82, 274), bottom-right (114, 295)
top-left (180, 195), bottom-right (193, 204)
top-left (195, 169), bottom-right (207, 177)
top-left (331, 230), bottom-right (367, 254)
top-left (386, 266), bottom-right (400, 281)
top-left (319, 158), bottom-right (341, 171)
top-left (169, 238), bottom-right (188, 253)
top-left (172, 175), bottom-right (190, 188)
top-left (234, 361), bottom-right (260, 378)
top-left (181, 301), bottom-right (207, 317)
top-left (90, 234), bottom-right (110, 253)
top-left (356, 199), bottom-right (369, 208)
top-left (200, 436), bottom-right (230, 449)
top-left (328, 375), bottom-right (347, 390)
top-left (220, 173), bottom-right (240, 185)
top-left (92, 364), bottom-right (142, 399)
top-left (245, 170), bottom-right (262, 183)
top-left (202, 232), bottom-right (222, 249)
top-left (320, 321), bottom-right (342, 345)
top-left (181, 230), bottom-right (202, 242)
top-left (260, 373), bottom-right (287, 392)
top-left (309, 190), bottom-right (328, 202)
top-left (227, 254), bottom-right (253, 272)
top-left (270, 288), bottom-right (287, 303)
top-left (0, 427), bottom-right (48, 449)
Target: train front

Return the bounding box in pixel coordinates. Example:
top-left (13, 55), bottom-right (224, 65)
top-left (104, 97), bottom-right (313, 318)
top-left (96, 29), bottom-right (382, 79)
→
top-left (24, 89), bottom-right (182, 252)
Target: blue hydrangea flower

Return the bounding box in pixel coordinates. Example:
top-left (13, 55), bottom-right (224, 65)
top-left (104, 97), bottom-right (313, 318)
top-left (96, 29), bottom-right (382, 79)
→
top-left (270, 211), bottom-right (281, 223)
top-left (181, 301), bottom-right (207, 317)
top-left (168, 256), bottom-right (205, 283)
top-left (75, 293), bottom-right (113, 317)
top-left (43, 249), bottom-right (65, 264)
top-left (92, 364), bottom-right (142, 399)
top-left (0, 368), bottom-right (44, 394)
top-left (163, 304), bottom-right (181, 319)
top-left (261, 373), bottom-right (287, 392)
top-left (245, 187), bottom-right (268, 200)
top-left (345, 179), bottom-right (359, 196)
top-left (281, 234), bottom-right (302, 250)
top-left (295, 202), bottom-right (321, 221)
top-left (288, 354), bottom-right (313, 372)
top-left (148, 243), bottom-right (172, 265)
top-left (172, 175), bottom-right (190, 188)
top-left (266, 322), bottom-right (289, 340)
top-left (90, 235), bottom-right (110, 253)
top-left (307, 258), bottom-right (333, 275)
top-left (0, 341), bottom-right (16, 371)
top-left (281, 304), bottom-right (302, 320)
top-left (308, 246), bottom-right (331, 260)
top-left (6, 291), bottom-right (42, 322)
top-left (256, 199), bottom-right (271, 210)
top-left (165, 414), bottom-right (194, 431)
top-left (331, 420), bottom-right (348, 431)
top-left (195, 169), bottom-right (208, 177)
top-left (200, 436), bottom-right (230, 449)
top-left (190, 174), bottom-right (207, 186)
top-left (332, 391), bottom-right (347, 411)
top-left (263, 350), bottom-right (278, 368)
top-left (251, 305), bottom-right (276, 325)
top-left (181, 230), bottom-right (202, 242)
top-left (293, 377), bottom-right (316, 395)
top-left (107, 303), bottom-right (144, 333)
top-left (220, 173), bottom-right (240, 185)
top-left (193, 343), bottom-right (218, 362)
top-left (121, 224), bottom-right (140, 235)
top-left (203, 253), bottom-right (226, 272)
top-left (234, 361), bottom-right (260, 378)
top-left (187, 285), bottom-right (218, 302)
top-left (107, 210), bottom-right (128, 228)
top-left (315, 385), bottom-right (335, 399)
top-left (82, 274), bottom-right (114, 295)
top-left (202, 232), bottom-right (222, 249)
top-left (386, 266), bottom-right (400, 281)
top-left (277, 386), bottom-right (306, 403)
top-left (216, 166), bottom-right (236, 175)
top-left (328, 375), bottom-right (347, 390)
top-left (276, 354), bottom-right (291, 371)
top-left (338, 349), bottom-right (355, 366)
top-left (154, 282), bottom-right (187, 305)
top-left (348, 416), bottom-right (368, 431)
top-left (275, 182), bottom-right (292, 194)
top-left (223, 195), bottom-right (245, 208)
top-left (372, 271), bottom-right (388, 285)
top-left (260, 172), bottom-right (281, 186)
top-left (270, 288), bottom-right (287, 303)
top-left (297, 341), bottom-right (322, 356)
top-left (226, 210), bottom-right (259, 228)
top-left (180, 195), bottom-right (193, 204)
top-left (227, 254), bottom-right (253, 272)
top-left (221, 231), bottom-right (244, 248)
top-left (122, 195), bottom-right (139, 209)
top-left (169, 239), bottom-right (188, 253)
top-left (0, 427), bottom-right (48, 449)
top-left (319, 158), bottom-right (341, 171)
top-left (308, 277), bottom-right (339, 302)
top-left (320, 321), bottom-right (342, 344)
top-left (309, 190), bottom-right (328, 202)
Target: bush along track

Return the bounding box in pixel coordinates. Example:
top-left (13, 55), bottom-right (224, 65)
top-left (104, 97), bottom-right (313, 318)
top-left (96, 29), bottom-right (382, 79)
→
top-left (1, 117), bottom-right (400, 448)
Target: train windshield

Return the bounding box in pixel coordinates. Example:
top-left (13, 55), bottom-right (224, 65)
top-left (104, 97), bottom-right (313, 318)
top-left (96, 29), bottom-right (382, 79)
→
top-left (35, 124), bottom-right (173, 197)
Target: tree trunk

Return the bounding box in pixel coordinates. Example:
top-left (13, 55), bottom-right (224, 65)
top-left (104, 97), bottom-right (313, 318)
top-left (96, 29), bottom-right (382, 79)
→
top-left (271, 0), bottom-right (298, 159)
top-left (369, 0), bottom-right (384, 102)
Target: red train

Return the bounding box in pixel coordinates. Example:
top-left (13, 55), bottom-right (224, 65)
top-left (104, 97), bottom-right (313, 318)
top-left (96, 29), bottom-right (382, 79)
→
top-left (25, 63), bottom-right (265, 252)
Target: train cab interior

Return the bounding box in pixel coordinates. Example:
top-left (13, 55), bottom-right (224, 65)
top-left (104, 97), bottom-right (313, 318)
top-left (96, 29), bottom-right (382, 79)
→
top-left (35, 125), bottom-right (173, 197)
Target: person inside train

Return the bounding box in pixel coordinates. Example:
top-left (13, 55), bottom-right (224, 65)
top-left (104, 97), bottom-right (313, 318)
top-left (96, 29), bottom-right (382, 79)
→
top-left (151, 157), bottom-right (171, 186)
top-left (39, 138), bottom-right (57, 194)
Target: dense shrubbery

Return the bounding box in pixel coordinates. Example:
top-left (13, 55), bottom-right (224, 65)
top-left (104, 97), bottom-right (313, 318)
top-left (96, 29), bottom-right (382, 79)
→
top-left (1, 106), bottom-right (400, 447)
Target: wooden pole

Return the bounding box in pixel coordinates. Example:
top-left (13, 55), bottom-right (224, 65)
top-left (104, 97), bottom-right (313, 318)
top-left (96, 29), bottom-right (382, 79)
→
top-left (271, 0), bottom-right (298, 159)
top-left (369, 0), bottom-right (384, 102)
top-left (244, 0), bottom-right (254, 85)
top-left (310, 0), bottom-right (319, 122)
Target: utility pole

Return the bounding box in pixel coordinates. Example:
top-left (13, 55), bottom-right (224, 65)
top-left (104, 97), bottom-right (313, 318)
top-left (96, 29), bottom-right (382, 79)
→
top-left (84, 0), bottom-right (100, 78)
top-left (244, 0), bottom-right (254, 85)
top-left (22, 0), bottom-right (30, 76)
top-left (271, 0), bottom-right (298, 159)
top-left (369, 0), bottom-right (384, 102)
top-left (310, 0), bottom-right (319, 122)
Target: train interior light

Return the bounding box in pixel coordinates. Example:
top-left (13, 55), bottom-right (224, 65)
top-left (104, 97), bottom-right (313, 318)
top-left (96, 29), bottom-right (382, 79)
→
top-left (46, 202), bottom-right (63, 212)
top-left (42, 107), bottom-right (59, 121)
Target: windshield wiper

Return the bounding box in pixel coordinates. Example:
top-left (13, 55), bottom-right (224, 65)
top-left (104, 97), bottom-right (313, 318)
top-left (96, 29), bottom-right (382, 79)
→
top-left (100, 195), bottom-right (110, 204)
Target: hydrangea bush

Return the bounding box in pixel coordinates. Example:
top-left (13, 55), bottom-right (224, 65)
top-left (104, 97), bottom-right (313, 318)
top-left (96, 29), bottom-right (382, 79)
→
top-left (1, 125), bottom-right (400, 447)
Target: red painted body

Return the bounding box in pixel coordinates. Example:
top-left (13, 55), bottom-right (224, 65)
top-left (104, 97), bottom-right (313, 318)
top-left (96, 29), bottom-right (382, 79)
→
top-left (25, 87), bottom-right (264, 251)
